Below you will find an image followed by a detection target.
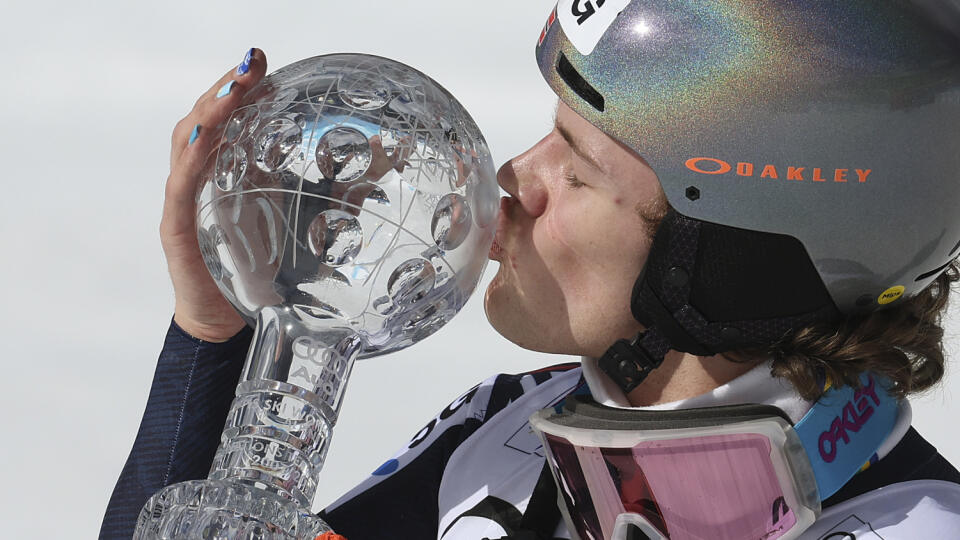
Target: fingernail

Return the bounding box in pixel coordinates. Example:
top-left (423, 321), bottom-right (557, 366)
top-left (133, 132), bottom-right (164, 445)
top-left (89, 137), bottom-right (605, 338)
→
top-left (189, 124), bottom-right (202, 145)
top-left (216, 80), bottom-right (236, 99)
top-left (237, 48), bottom-right (254, 75)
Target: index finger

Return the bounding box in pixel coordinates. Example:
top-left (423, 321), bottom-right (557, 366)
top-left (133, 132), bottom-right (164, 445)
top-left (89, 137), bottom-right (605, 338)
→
top-left (171, 48), bottom-right (269, 157)
top-left (197, 48), bottom-right (267, 107)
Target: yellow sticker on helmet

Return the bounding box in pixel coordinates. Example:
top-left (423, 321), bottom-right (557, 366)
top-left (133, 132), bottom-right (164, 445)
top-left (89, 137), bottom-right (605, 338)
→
top-left (878, 286), bottom-right (905, 305)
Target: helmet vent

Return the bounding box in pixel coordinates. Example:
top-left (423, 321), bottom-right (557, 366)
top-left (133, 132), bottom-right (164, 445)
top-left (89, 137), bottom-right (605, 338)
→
top-left (557, 53), bottom-right (605, 112)
top-left (915, 258), bottom-right (956, 282)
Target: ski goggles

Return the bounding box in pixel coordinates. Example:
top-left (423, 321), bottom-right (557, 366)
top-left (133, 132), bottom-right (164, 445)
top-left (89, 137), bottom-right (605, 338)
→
top-left (529, 373), bottom-right (898, 540)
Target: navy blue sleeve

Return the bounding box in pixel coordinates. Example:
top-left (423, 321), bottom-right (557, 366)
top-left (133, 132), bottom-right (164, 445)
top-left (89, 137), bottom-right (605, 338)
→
top-left (99, 319), bottom-right (252, 540)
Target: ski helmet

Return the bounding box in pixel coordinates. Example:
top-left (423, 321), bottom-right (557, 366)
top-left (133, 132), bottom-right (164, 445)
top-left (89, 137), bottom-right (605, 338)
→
top-left (535, 0), bottom-right (960, 390)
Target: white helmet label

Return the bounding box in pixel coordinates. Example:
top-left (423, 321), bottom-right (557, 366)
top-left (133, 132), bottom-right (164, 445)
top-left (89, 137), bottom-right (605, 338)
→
top-left (557, 0), bottom-right (632, 55)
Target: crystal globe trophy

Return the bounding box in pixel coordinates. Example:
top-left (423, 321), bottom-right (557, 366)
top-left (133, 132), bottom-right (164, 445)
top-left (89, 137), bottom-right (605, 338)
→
top-left (134, 54), bottom-right (499, 539)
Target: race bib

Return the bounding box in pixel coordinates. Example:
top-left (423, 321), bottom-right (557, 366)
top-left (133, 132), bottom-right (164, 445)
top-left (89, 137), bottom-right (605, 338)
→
top-left (557, 0), bottom-right (632, 55)
top-left (798, 480), bottom-right (960, 539)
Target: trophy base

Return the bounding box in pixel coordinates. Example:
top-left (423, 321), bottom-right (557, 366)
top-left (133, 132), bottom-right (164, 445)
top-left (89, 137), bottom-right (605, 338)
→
top-left (133, 479), bottom-right (332, 540)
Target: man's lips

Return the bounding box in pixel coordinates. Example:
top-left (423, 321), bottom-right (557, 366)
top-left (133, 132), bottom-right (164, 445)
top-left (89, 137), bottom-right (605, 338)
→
top-left (489, 238), bottom-right (504, 259)
top-left (489, 196), bottom-right (513, 260)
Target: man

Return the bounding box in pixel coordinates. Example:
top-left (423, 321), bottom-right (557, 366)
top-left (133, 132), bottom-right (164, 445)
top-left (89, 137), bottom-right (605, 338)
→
top-left (103, 1), bottom-right (960, 538)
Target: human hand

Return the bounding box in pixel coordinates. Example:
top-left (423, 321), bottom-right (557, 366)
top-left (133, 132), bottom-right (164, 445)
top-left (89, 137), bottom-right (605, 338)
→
top-left (159, 48), bottom-right (268, 342)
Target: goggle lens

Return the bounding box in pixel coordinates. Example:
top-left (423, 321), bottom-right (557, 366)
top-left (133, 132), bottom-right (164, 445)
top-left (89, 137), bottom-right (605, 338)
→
top-left (544, 433), bottom-right (799, 540)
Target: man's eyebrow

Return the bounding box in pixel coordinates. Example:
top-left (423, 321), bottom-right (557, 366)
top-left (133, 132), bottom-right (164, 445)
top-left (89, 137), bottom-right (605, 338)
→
top-left (555, 117), bottom-right (607, 175)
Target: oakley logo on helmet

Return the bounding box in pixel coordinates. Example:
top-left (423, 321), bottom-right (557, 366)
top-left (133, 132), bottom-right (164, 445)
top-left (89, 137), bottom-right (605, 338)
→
top-left (818, 375), bottom-right (883, 464)
top-left (685, 157), bottom-right (872, 184)
top-left (557, 0), bottom-right (631, 55)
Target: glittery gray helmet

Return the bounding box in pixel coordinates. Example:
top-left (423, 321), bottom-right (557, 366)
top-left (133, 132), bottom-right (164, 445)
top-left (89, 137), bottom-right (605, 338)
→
top-left (535, 0), bottom-right (960, 391)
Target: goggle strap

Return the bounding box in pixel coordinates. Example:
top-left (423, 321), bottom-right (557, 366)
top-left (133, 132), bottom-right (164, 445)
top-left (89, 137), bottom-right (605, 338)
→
top-left (793, 373), bottom-right (899, 500)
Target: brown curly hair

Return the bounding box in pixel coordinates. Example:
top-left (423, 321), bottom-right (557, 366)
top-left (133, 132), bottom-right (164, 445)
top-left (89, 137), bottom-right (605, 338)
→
top-left (731, 261), bottom-right (960, 401)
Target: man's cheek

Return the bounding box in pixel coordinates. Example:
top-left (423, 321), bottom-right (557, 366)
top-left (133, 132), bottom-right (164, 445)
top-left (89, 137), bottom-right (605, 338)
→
top-left (537, 217), bottom-right (597, 294)
top-left (542, 205), bottom-right (588, 255)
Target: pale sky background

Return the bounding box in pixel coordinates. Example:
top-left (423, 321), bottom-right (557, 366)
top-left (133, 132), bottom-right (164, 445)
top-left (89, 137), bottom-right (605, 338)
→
top-left (1, 1), bottom-right (958, 538)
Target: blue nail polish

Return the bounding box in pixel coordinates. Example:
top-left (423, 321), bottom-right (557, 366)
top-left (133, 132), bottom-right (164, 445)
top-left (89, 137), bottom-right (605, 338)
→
top-left (189, 124), bottom-right (201, 145)
top-left (216, 80), bottom-right (236, 99)
top-left (237, 48), bottom-right (254, 75)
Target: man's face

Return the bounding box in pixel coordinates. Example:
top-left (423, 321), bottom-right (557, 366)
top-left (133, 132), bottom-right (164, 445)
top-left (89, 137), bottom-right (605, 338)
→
top-left (484, 101), bottom-right (666, 358)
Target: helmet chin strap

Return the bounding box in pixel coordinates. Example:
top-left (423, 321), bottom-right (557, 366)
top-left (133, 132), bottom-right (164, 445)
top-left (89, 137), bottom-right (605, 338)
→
top-left (597, 329), bottom-right (668, 394)
top-left (597, 289), bottom-right (713, 394)
top-left (599, 209), bottom-right (842, 394)
top-left (599, 211), bottom-right (721, 393)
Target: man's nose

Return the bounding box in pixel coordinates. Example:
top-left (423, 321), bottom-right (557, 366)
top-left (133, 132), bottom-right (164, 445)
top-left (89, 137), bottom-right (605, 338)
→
top-left (497, 156), bottom-right (547, 219)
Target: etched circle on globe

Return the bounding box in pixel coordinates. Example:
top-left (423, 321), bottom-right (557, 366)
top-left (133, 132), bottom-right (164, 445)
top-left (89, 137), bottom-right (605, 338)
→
top-left (215, 146), bottom-right (247, 191)
top-left (338, 71), bottom-right (392, 110)
top-left (264, 87), bottom-right (300, 113)
top-left (388, 258), bottom-right (437, 306)
top-left (364, 186), bottom-right (390, 207)
top-left (345, 182), bottom-right (390, 209)
top-left (378, 63), bottom-right (422, 88)
top-left (255, 117), bottom-right (303, 172)
top-left (379, 123), bottom-right (406, 161)
top-left (316, 127), bottom-right (372, 182)
top-left (431, 193), bottom-right (472, 250)
top-left (307, 209), bottom-right (363, 267)
top-left (225, 106), bottom-right (257, 143)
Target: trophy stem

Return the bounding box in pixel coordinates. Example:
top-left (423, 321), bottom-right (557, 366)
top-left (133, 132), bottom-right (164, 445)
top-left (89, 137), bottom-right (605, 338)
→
top-left (210, 306), bottom-right (362, 507)
top-left (134, 306), bottom-right (360, 539)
